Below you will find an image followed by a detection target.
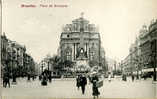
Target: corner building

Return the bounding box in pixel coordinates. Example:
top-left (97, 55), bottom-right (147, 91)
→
top-left (59, 15), bottom-right (102, 70)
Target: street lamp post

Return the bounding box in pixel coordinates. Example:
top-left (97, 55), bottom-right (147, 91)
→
top-left (11, 43), bottom-right (17, 83)
top-left (48, 61), bottom-right (49, 71)
top-left (41, 61), bottom-right (44, 74)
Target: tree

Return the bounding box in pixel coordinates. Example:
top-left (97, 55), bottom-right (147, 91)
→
top-left (89, 60), bottom-right (99, 67)
top-left (49, 55), bottom-right (62, 70)
top-left (64, 60), bottom-right (74, 68)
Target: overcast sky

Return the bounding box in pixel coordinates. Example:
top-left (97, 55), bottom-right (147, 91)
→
top-left (2, 0), bottom-right (157, 63)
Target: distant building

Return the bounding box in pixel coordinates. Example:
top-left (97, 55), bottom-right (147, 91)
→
top-left (139, 25), bottom-right (152, 69)
top-left (1, 33), bottom-right (9, 77)
top-left (59, 14), bottom-right (105, 71)
top-left (121, 54), bottom-right (131, 74)
top-left (149, 19), bottom-right (157, 80)
top-left (105, 57), bottom-right (116, 72)
top-left (149, 19), bottom-right (157, 65)
top-left (121, 19), bottom-right (157, 76)
top-left (129, 37), bottom-right (141, 74)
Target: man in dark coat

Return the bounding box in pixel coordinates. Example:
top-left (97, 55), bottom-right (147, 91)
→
top-left (76, 75), bottom-right (81, 90)
top-left (27, 73), bottom-right (31, 81)
top-left (3, 76), bottom-right (6, 87)
top-left (3, 74), bottom-right (10, 88)
top-left (41, 74), bottom-right (48, 86)
top-left (48, 75), bottom-right (52, 83)
top-left (131, 74), bottom-right (135, 82)
top-left (80, 74), bottom-right (87, 94)
top-left (5, 76), bottom-right (10, 88)
top-left (122, 74), bottom-right (127, 81)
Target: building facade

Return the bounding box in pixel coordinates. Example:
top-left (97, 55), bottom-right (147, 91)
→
top-left (121, 54), bottom-right (131, 75)
top-left (121, 19), bottom-right (157, 78)
top-left (59, 15), bottom-right (104, 71)
top-left (1, 33), bottom-right (35, 77)
top-left (1, 33), bottom-right (9, 77)
top-left (149, 19), bottom-right (157, 81)
top-left (139, 25), bottom-right (152, 69)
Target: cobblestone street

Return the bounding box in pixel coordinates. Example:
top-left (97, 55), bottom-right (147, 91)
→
top-left (2, 78), bottom-right (155, 99)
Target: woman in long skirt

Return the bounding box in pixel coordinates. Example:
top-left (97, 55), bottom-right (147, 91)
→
top-left (92, 75), bottom-right (100, 99)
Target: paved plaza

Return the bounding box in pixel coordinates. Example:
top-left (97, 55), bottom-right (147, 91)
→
top-left (1, 77), bottom-right (156, 99)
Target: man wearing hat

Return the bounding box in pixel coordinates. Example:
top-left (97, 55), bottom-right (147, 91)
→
top-left (80, 74), bottom-right (87, 94)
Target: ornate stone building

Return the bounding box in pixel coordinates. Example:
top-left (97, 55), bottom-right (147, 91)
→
top-left (59, 14), bottom-right (103, 70)
top-left (121, 20), bottom-right (157, 78)
top-left (1, 33), bottom-right (8, 77)
top-left (139, 25), bottom-right (152, 69)
top-left (1, 33), bottom-right (35, 77)
top-left (149, 19), bottom-right (157, 81)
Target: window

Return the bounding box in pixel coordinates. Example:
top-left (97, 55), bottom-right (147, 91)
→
top-left (66, 51), bottom-right (71, 60)
top-left (90, 52), bottom-right (94, 60)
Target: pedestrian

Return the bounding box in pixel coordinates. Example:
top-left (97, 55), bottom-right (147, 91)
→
top-left (122, 74), bottom-right (124, 81)
top-left (143, 74), bottom-right (147, 80)
top-left (41, 73), bottom-right (48, 86)
top-left (3, 76), bottom-right (6, 87)
top-left (122, 74), bottom-right (127, 81)
top-left (80, 74), bottom-right (87, 95)
top-left (136, 74), bottom-right (139, 80)
top-left (131, 74), bottom-right (135, 82)
top-left (12, 73), bottom-right (17, 84)
top-left (27, 74), bottom-right (31, 81)
top-left (91, 74), bottom-right (100, 99)
top-left (48, 75), bottom-right (52, 83)
top-left (3, 74), bottom-right (10, 88)
top-left (5, 76), bottom-right (10, 88)
top-left (108, 73), bottom-right (111, 82)
top-left (76, 75), bottom-right (81, 90)
top-left (39, 75), bottom-right (42, 81)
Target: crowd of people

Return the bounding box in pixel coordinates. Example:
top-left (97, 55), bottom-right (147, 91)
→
top-left (39, 70), bottom-right (52, 86)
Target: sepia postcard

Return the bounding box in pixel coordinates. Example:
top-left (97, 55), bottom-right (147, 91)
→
top-left (1, 0), bottom-right (157, 99)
